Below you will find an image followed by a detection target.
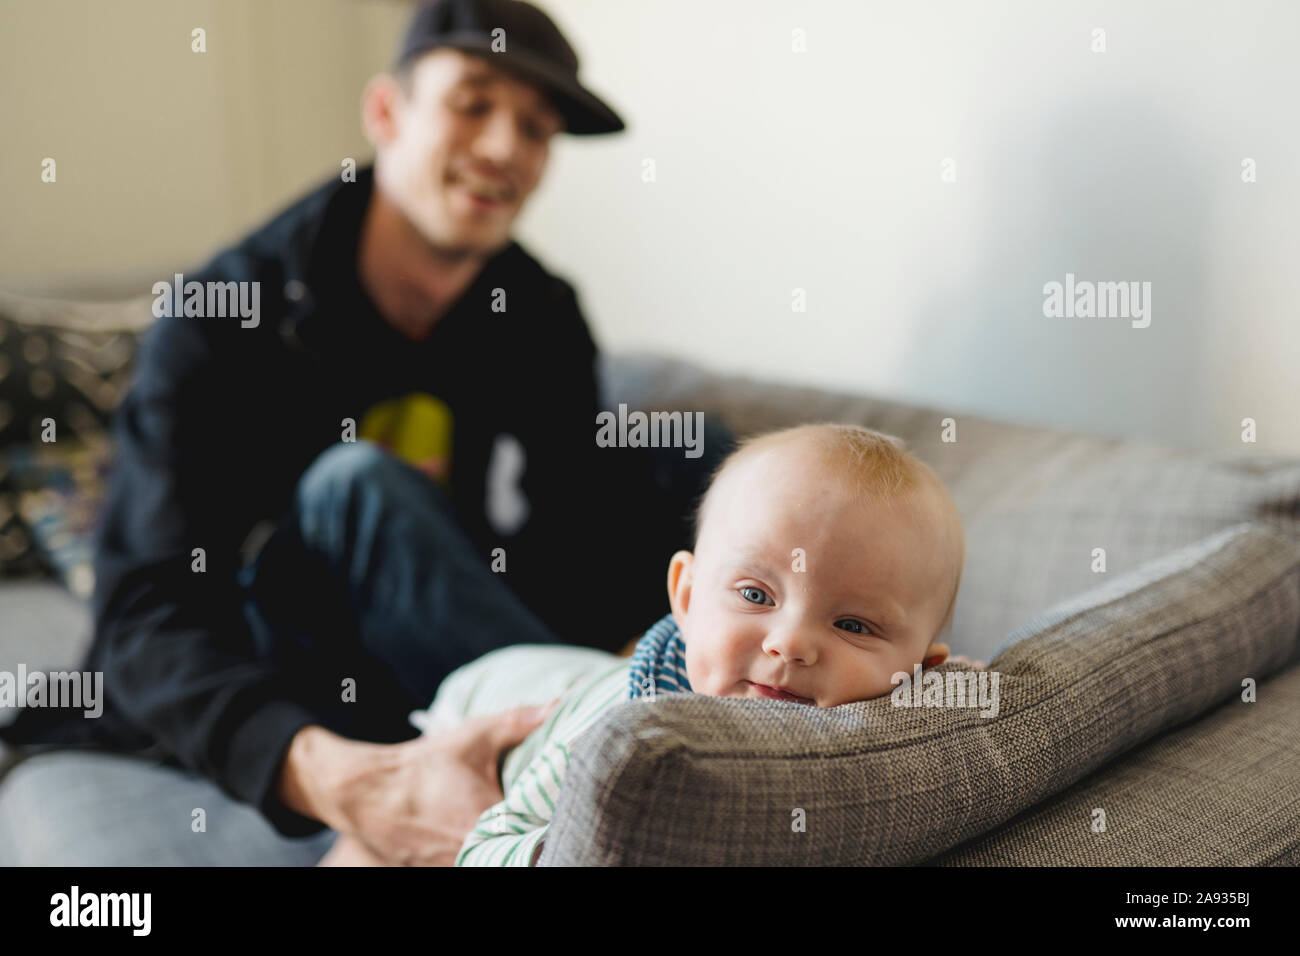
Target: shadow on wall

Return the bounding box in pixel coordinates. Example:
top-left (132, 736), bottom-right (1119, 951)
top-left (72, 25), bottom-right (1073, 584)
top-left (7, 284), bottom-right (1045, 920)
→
top-left (898, 93), bottom-right (1213, 451)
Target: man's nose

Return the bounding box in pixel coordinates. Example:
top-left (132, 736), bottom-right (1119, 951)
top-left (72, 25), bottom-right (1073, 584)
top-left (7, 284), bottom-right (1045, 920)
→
top-left (473, 108), bottom-right (524, 166)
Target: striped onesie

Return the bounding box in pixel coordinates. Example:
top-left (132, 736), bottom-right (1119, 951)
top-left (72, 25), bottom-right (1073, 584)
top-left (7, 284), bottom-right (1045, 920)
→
top-left (409, 613), bottom-right (689, 866)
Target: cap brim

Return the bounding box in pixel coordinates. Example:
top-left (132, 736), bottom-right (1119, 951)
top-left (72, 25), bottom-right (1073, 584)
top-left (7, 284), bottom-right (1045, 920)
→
top-left (400, 37), bottom-right (625, 136)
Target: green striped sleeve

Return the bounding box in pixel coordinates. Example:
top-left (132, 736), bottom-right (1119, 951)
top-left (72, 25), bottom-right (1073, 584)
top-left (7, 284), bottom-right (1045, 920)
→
top-left (457, 665), bottom-right (629, 867)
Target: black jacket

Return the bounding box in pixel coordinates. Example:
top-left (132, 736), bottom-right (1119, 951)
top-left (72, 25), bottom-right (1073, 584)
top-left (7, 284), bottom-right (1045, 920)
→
top-left (0, 165), bottom-right (684, 836)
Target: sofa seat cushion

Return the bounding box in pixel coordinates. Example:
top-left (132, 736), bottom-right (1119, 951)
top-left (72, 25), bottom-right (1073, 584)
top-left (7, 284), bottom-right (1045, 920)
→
top-left (930, 658), bottom-right (1300, 865)
top-left (0, 750), bottom-right (337, 865)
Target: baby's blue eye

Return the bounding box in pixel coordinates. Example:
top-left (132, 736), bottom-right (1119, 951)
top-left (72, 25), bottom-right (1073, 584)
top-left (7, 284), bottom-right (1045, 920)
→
top-left (739, 586), bottom-right (771, 605)
top-left (835, 619), bottom-right (873, 636)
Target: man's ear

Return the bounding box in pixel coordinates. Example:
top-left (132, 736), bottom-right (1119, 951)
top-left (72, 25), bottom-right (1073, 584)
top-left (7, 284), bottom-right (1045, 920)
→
top-left (921, 640), bottom-right (950, 670)
top-left (667, 550), bottom-right (694, 620)
top-left (361, 73), bottom-right (403, 149)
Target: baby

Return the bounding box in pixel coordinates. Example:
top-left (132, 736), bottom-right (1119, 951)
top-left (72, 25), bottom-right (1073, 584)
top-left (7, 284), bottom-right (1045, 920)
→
top-left (327, 421), bottom-right (967, 866)
top-left (665, 421), bottom-right (966, 707)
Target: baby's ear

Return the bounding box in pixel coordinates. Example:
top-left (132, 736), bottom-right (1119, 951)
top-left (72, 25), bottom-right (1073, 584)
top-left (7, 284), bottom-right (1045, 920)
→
top-left (922, 641), bottom-right (950, 669)
top-left (666, 550), bottom-right (694, 618)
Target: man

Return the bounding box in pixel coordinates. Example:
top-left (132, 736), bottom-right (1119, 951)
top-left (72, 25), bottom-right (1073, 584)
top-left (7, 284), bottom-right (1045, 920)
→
top-left (1, 0), bottom-right (726, 866)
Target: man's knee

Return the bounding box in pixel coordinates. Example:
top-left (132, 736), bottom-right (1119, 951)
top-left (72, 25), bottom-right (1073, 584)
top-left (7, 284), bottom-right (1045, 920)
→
top-left (295, 442), bottom-right (416, 530)
top-left (297, 441), bottom-right (389, 511)
top-left (294, 441), bottom-right (445, 538)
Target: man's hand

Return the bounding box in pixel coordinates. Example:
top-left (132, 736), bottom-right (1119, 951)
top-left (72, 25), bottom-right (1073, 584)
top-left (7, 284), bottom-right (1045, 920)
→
top-left (278, 701), bottom-right (557, 866)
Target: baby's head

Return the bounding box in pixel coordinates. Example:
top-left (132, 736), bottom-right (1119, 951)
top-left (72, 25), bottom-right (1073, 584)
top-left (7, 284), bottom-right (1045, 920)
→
top-left (667, 423), bottom-right (964, 708)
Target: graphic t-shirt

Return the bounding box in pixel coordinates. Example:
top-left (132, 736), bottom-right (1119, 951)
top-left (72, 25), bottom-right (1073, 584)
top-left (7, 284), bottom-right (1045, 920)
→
top-left (358, 391), bottom-right (454, 485)
top-left (318, 239), bottom-right (549, 546)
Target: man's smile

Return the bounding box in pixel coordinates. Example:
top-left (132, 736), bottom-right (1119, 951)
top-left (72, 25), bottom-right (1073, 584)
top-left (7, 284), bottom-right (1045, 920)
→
top-left (448, 169), bottom-right (515, 206)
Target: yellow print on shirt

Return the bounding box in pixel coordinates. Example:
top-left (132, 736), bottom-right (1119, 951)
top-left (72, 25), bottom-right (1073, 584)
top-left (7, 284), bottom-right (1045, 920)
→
top-left (358, 392), bottom-right (453, 485)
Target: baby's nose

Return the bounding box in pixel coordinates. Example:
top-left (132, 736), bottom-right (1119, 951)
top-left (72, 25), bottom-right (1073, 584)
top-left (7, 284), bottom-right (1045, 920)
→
top-left (765, 629), bottom-right (816, 664)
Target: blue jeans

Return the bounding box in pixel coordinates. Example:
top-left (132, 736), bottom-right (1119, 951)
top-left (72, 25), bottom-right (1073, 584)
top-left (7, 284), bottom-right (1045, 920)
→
top-left (237, 422), bottom-right (732, 745)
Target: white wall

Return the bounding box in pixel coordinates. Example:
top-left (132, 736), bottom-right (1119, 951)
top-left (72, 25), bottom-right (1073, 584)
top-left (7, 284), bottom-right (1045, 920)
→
top-left (3, 0), bottom-right (1297, 453)
top-left (0, 0), bottom-right (408, 286)
top-left (523, 0), bottom-right (1300, 454)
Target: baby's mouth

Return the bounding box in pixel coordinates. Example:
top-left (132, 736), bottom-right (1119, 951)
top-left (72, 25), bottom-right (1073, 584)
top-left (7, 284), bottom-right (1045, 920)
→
top-left (747, 681), bottom-right (815, 705)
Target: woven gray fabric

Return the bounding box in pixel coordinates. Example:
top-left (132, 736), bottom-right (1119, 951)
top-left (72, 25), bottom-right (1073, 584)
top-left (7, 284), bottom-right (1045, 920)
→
top-left (931, 660), bottom-right (1300, 865)
top-left (0, 750), bottom-right (337, 865)
top-left (538, 523), bottom-right (1300, 866)
top-left (601, 354), bottom-right (1300, 662)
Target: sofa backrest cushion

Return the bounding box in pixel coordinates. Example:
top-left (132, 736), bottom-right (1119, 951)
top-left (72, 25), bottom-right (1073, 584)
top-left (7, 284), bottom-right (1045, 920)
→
top-left (601, 353), bottom-right (1300, 660)
top-left (538, 522), bottom-right (1300, 865)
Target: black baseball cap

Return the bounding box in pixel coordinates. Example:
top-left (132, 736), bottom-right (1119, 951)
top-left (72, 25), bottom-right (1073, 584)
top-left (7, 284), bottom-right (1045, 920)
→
top-left (394, 0), bottom-right (626, 135)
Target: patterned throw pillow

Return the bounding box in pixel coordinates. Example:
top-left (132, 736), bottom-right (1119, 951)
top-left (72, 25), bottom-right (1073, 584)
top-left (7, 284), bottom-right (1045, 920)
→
top-left (0, 291), bottom-right (147, 579)
top-left (2, 436), bottom-right (114, 597)
top-left (0, 459), bottom-right (45, 579)
top-left (0, 312), bottom-right (139, 447)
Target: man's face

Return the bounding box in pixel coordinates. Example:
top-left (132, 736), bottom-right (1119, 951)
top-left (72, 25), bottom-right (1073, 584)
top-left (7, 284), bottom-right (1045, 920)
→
top-left (366, 47), bottom-right (563, 256)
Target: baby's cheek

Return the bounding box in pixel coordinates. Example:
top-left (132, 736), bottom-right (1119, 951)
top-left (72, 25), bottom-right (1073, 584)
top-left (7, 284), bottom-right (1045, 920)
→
top-left (686, 641), bottom-right (727, 695)
top-left (718, 634), bottom-right (758, 692)
top-left (855, 654), bottom-right (910, 702)
top-left (683, 639), bottom-right (706, 691)
top-left (684, 617), bottom-right (756, 696)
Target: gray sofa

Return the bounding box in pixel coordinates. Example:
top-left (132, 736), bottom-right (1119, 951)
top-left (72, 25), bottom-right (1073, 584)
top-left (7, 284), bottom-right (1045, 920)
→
top-left (2, 292), bottom-right (1299, 865)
